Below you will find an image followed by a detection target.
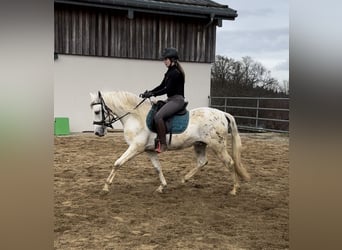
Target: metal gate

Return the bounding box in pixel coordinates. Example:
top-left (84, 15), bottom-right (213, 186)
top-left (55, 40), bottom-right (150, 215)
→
top-left (209, 96), bottom-right (289, 133)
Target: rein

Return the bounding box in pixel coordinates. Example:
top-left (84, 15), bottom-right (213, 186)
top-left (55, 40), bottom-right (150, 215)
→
top-left (92, 91), bottom-right (147, 128)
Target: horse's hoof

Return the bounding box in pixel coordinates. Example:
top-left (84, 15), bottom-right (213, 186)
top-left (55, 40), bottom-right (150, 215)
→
top-left (181, 178), bottom-right (187, 184)
top-left (155, 186), bottom-right (164, 193)
top-left (99, 189), bottom-right (109, 196)
top-left (101, 184), bottom-right (110, 195)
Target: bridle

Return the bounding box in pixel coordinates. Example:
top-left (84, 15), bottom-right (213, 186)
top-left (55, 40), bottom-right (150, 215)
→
top-left (91, 91), bottom-right (147, 128)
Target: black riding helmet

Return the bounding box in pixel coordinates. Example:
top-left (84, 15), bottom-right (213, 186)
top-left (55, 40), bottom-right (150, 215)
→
top-left (162, 47), bottom-right (179, 60)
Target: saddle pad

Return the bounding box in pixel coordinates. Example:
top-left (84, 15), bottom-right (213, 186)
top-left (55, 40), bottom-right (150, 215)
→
top-left (146, 109), bottom-right (190, 134)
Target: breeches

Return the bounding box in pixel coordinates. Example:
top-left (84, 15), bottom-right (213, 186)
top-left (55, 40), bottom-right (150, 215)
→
top-left (154, 95), bottom-right (185, 123)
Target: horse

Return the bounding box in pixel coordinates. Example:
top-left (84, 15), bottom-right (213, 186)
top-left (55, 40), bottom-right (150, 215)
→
top-left (90, 91), bottom-right (250, 195)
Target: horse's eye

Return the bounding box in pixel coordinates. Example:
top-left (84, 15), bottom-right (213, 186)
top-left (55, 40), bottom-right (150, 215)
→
top-left (95, 111), bottom-right (100, 115)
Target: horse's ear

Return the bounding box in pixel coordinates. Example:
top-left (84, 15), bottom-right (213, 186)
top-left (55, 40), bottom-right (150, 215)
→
top-left (89, 92), bottom-right (96, 100)
top-left (98, 91), bottom-right (102, 98)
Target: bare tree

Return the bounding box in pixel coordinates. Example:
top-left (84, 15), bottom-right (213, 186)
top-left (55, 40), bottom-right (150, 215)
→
top-left (281, 80), bottom-right (289, 95)
top-left (211, 55), bottom-right (285, 94)
top-left (211, 55), bottom-right (234, 83)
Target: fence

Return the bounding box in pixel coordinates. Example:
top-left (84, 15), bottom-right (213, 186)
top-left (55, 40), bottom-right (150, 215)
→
top-left (209, 96), bottom-right (289, 133)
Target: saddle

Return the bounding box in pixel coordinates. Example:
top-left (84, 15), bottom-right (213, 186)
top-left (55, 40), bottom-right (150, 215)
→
top-left (146, 100), bottom-right (189, 136)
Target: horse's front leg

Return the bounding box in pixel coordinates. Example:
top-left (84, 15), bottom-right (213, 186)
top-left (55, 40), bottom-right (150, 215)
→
top-left (146, 151), bottom-right (167, 193)
top-left (103, 144), bottom-right (143, 192)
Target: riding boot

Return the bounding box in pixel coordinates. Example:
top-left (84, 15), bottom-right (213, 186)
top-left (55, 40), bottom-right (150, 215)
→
top-left (155, 119), bottom-right (167, 153)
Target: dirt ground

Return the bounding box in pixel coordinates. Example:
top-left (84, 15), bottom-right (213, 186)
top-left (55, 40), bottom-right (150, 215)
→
top-left (54, 132), bottom-right (289, 249)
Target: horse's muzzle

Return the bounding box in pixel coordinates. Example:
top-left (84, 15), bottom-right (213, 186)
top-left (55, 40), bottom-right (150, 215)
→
top-left (95, 131), bottom-right (104, 137)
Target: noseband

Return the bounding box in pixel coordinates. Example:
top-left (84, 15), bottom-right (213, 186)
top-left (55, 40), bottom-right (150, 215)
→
top-left (91, 91), bottom-right (147, 129)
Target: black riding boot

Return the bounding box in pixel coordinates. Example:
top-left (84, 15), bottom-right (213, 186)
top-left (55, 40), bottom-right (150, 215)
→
top-left (155, 119), bottom-right (167, 153)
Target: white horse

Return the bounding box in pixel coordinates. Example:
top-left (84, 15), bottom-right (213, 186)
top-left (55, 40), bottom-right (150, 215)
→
top-left (90, 91), bottom-right (250, 195)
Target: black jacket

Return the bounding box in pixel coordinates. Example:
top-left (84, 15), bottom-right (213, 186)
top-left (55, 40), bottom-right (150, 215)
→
top-left (151, 65), bottom-right (184, 98)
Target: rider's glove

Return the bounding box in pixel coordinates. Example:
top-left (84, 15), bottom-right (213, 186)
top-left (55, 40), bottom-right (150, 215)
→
top-left (139, 90), bottom-right (154, 98)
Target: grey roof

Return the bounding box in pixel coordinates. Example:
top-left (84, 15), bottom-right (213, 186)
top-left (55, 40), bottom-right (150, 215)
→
top-left (55, 0), bottom-right (237, 20)
top-left (154, 0), bottom-right (226, 8)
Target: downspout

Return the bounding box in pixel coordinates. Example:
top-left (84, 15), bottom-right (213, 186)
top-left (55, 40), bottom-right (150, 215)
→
top-left (205, 13), bottom-right (215, 28)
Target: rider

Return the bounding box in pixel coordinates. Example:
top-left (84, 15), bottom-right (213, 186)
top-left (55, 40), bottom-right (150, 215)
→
top-left (140, 47), bottom-right (186, 153)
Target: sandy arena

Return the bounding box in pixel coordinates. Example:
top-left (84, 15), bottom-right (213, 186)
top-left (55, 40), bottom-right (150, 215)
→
top-left (54, 132), bottom-right (289, 249)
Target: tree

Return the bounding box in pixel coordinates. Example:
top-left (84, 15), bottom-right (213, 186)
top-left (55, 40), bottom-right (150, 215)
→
top-left (211, 55), bottom-right (287, 96)
top-left (211, 55), bottom-right (234, 83)
top-left (281, 80), bottom-right (289, 95)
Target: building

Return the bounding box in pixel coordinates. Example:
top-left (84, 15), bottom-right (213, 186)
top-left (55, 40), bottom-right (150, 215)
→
top-left (54, 0), bottom-right (237, 132)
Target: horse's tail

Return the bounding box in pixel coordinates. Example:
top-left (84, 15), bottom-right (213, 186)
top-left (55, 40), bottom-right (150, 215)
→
top-left (225, 113), bottom-right (251, 181)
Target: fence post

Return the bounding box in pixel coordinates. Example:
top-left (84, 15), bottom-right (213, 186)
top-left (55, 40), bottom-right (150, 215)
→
top-left (255, 98), bottom-right (259, 129)
top-left (224, 97), bottom-right (227, 112)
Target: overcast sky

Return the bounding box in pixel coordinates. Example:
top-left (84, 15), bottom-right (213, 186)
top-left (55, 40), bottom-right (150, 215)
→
top-left (214, 0), bottom-right (289, 84)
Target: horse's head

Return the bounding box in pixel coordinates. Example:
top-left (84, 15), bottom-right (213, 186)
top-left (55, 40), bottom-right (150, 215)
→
top-left (90, 91), bottom-right (115, 137)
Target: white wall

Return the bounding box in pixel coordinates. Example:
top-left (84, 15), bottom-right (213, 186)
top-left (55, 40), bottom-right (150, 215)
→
top-left (54, 55), bottom-right (211, 132)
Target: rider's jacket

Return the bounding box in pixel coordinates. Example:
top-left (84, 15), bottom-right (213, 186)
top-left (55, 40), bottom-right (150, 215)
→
top-left (151, 65), bottom-right (184, 98)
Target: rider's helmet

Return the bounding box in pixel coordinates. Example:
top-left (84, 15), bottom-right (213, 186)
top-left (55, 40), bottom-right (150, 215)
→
top-left (161, 47), bottom-right (179, 60)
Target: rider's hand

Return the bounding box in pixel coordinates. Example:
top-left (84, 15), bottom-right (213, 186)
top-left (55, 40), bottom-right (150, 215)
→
top-left (139, 90), bottom-right (153, 98)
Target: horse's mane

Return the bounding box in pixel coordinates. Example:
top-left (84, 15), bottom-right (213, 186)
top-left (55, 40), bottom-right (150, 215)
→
top-left (103, 91), bottom-right (151, 117)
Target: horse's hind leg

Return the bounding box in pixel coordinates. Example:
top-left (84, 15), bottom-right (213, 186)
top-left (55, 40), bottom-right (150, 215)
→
top-left (230, 172), bottom-right (240, 196)
top-left (211, 145), bottom-right (239, 195)
top-left (146, 151), bottom-right (167, 193)
top-left (182, 142), bottom-right (208, 183)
